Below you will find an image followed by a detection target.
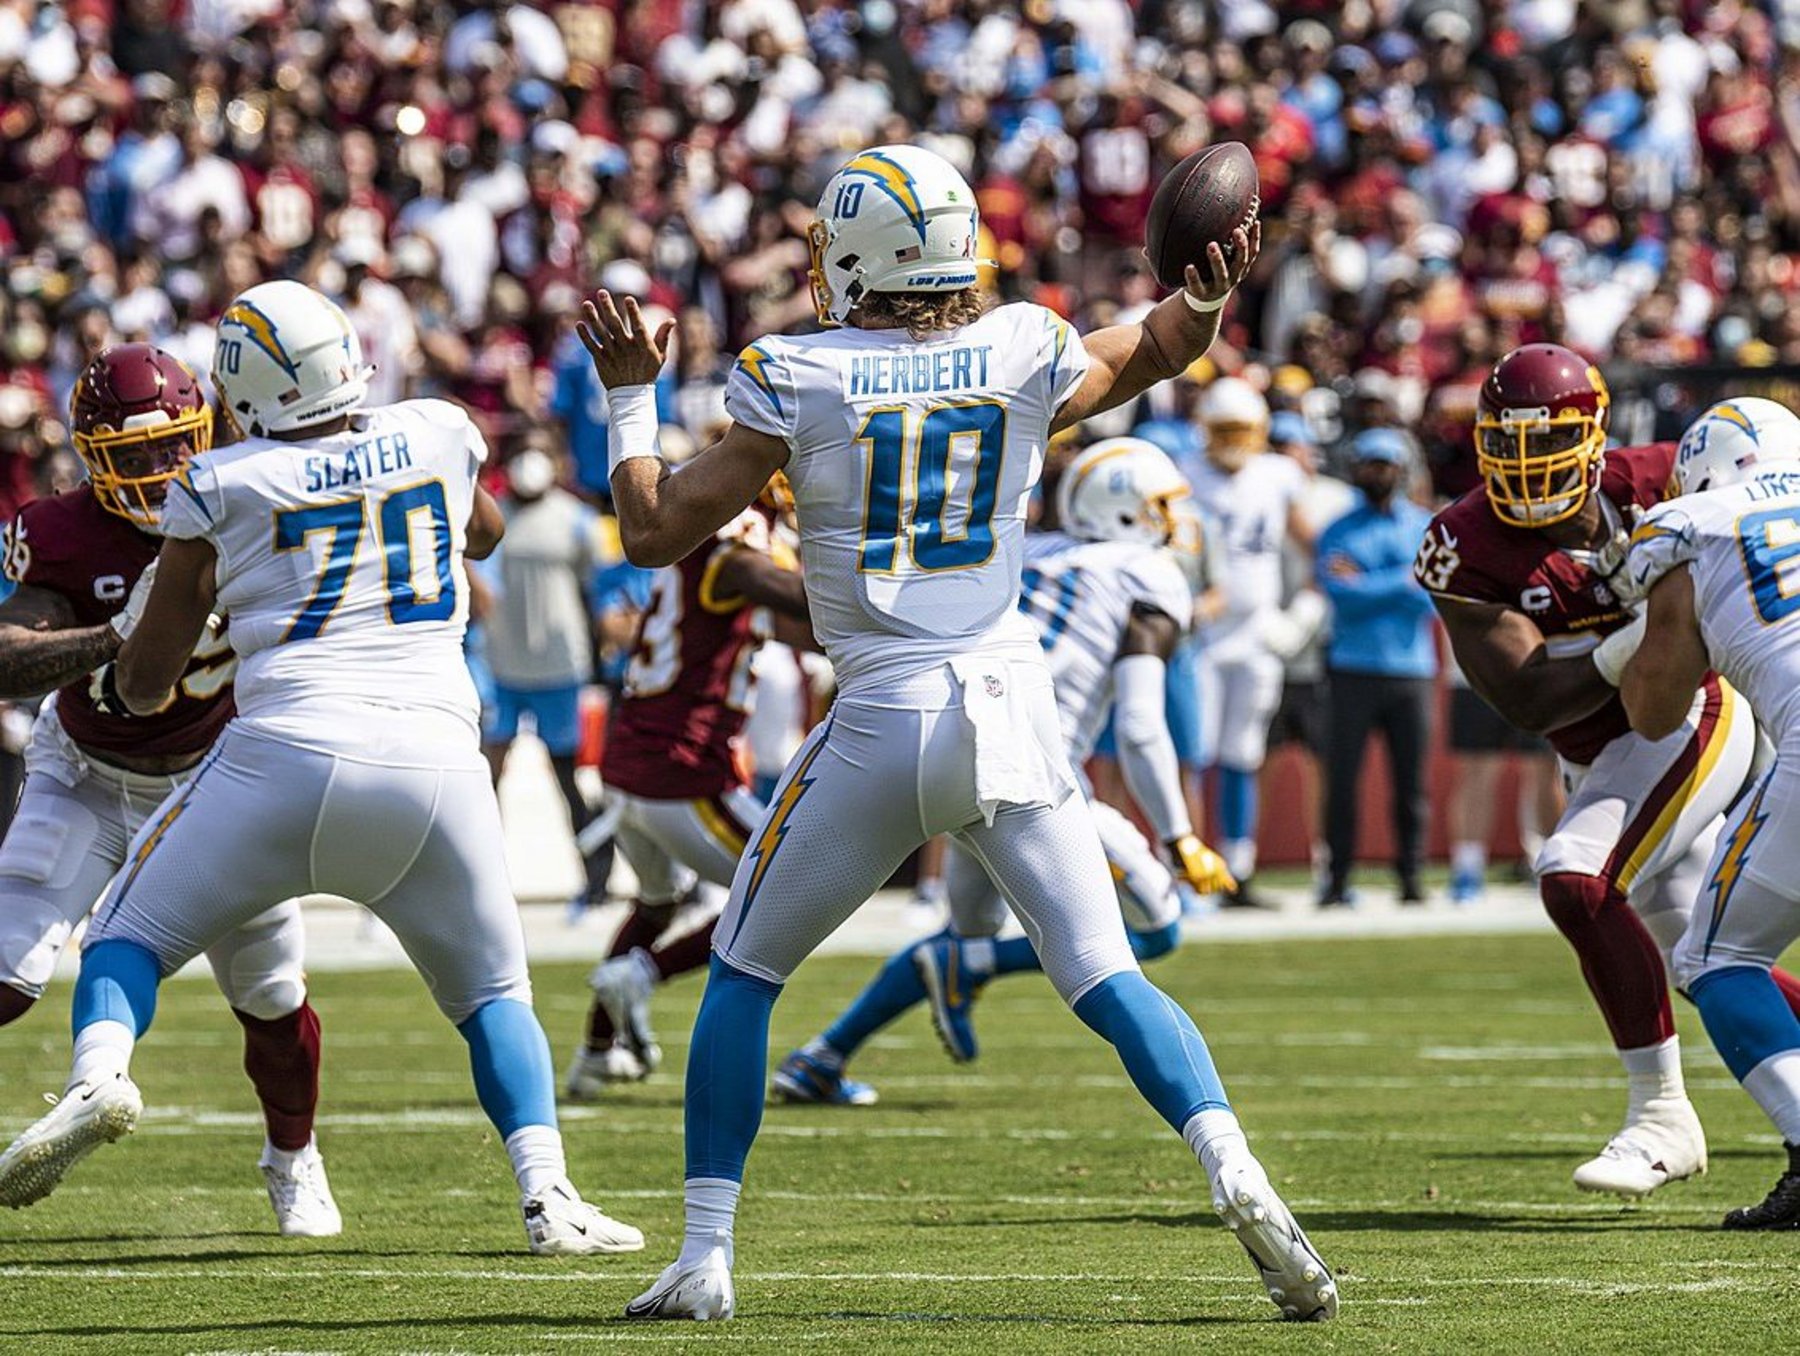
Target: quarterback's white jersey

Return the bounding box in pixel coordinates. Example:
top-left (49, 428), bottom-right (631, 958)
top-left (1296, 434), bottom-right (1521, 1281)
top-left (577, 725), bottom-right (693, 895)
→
top-left (724, 302), bottom-right (1089, 692)
top-left (1189, 451), bottom-right (1303, 657)
top-left (1631, 467), bottom-right (1800, 741)
top-left (159, 398), bottom-right (485, 746)
top-left (1021, 531), bottom-right (1191, 760)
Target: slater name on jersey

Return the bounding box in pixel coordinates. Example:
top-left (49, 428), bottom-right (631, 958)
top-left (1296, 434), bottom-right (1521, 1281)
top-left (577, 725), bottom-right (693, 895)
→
top-left (303, 429), bottom-right (414, 493)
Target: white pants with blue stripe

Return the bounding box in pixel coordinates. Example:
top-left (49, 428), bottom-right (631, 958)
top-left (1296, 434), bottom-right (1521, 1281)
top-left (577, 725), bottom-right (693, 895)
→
top-left (712, 660), bottom-right (1141, 1004)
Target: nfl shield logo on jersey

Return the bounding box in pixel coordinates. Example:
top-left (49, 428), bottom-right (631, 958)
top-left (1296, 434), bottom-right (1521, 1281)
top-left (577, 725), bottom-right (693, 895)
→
top-left (983, 673), bottom-right (1004, 698)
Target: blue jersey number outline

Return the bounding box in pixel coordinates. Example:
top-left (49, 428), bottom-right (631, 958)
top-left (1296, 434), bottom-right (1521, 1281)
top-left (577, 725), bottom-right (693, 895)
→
top-left (1019, 564), bottom-right (1082, 649)
top-left (857, 400), bottom-right (1007, 573)
top-left (274, 478), bottom-right (458, 642)
top-left (1737, 507), bottom-right (1800, 625)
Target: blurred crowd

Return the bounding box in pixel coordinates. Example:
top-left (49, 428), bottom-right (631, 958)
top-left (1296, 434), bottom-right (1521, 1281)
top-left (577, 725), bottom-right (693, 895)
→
top-left (2, 0), bottom-right (1796, 890)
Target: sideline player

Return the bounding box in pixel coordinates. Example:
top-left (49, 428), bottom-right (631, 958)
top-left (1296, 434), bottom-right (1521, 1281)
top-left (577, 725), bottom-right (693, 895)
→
top-left (565, 486), bottom-right (811, 1096)
top-left (587, 143), bottom-right (1335, 1322)
top-left (773, 437), bottom-right (1234, 1105)
top-left (0, 343), bottom-right (334, 1235)
top-left (1412, 344), bottom-right (1788, 1197)
top-left (1620, 397), bottom-right (1800, 1228)
top-left (0, 283), bottom-right (641, 1255)
top-left (1187, 378), bottom-right (1310, 904)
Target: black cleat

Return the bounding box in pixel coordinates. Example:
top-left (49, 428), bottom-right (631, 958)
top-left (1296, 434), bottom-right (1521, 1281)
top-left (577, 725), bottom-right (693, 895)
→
top-left (1722, 1144), bottom-right (1800, 1230)
top-left (1221, 876), bottom-right (1276, 910)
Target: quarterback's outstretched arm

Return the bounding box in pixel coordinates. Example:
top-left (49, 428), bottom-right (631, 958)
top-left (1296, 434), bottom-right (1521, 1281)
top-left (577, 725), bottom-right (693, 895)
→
top-left (116, 537), bottom-right (216, 715)
top-left (579, 292), bottom-right (789, 568)
top-left (1052, 223), bottom-right (1259, 435)
top-left (0, 585), bottom-right (119, 698)
top-left (1621, 567), bottom-right (1708, 741)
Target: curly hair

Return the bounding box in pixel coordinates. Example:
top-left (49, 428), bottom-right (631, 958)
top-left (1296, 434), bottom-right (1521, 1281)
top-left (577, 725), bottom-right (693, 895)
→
top-left (855, 287), bottom-right (989, 338)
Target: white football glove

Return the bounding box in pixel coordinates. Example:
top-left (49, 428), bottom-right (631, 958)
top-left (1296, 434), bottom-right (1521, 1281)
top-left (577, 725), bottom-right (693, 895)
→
top-left (108, 559), bottom-right (157, 642)
top-left (1592, 614), bottom-right (1647, 686)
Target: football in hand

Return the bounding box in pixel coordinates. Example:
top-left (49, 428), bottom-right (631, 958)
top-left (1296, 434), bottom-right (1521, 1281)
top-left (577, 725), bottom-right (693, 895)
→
top-left (1143, 141), bottom-right (1261, 290)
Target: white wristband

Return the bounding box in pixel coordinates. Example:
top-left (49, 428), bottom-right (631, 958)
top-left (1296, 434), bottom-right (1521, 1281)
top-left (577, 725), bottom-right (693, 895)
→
top-left (1592, 613), bottom-right (1647, 686)
top-left (1183, 288), bottom-right (1229, 314)
top-left (605, 383), bottom-right (660, 476)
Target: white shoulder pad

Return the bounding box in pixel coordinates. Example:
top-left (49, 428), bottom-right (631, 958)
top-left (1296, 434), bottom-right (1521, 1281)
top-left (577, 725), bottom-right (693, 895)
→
top-left (1624, 502), bottom-right (1699, 597)
top-left (725, 338), bottom-right (797, 442)
top-left (1125, 548), bottom-right (1195, 631)
top-left (160, 457), bottom-right (223, 543)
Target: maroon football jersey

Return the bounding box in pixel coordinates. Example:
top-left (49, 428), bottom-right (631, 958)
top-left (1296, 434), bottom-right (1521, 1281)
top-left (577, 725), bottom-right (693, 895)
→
top-left (2, 485), bottom-right (235, 762)
top-left (601, 509), bottom-right (784, 800)
top-left (1413, 443), bottom-right (1676, 765)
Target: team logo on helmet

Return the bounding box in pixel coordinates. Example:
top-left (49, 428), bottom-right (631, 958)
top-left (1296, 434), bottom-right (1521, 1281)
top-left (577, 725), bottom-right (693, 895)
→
top-left (220, 300), bottom-right (299, 380)
top-left (841, 151), bottom-right (929, 242)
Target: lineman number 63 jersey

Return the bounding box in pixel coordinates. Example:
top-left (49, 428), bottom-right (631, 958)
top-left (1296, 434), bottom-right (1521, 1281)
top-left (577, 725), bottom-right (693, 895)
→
top-left (724, 303), bottom-right (1091, 691)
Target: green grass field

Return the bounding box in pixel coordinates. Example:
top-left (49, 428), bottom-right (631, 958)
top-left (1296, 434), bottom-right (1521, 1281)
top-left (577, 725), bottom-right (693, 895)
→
top-left (0, 933), bottom-right (1795, 1354)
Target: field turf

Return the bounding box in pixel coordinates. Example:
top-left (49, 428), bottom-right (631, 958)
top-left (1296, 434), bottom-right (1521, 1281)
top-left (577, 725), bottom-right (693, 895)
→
top-left (0, 932), bottom-right (1795, 1354)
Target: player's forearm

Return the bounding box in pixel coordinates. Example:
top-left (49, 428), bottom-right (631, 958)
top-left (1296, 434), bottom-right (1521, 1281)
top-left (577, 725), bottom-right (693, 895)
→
top-left (1468, 652), bottom-right (1615, 738)
top-left (1060, 294), bottom-right (1222, 430)
top-left (1112, 654), bottom-right (1192, 841)
top-left (1621, 658), bottom-right (1698, 741)
top-left (0, 624), bottom-right (121, 698)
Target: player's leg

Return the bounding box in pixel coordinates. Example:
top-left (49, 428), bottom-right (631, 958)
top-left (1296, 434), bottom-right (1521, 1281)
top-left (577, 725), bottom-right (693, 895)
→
top-left (481, 683), bottom-right (521, 786)
top-left (1543, 679), bottom-right (1752, 1194)
top-left (337, 757), bottom-right (641, 1255)
top-left (0, 771), bottom-right (134, 1028)
top-left (203, 900), bottom-right (336, 1237)
top-left (1671, 769), bottom-right (1800, 1228)
top-left (0, 737), bottom-right (319, 1209)
top-left (1320, 671), bottom-right (1375, 906)
top-left (1216, 652), bottom-right (1283, 905)
top-left (1384, 677), bottom-right (1431, 901)
top-left (958, 789), bottom-right (1336, 1321)
top-left (528, 685), bottom-right (611, 910)
top-left (630, 707), bottom-right (929, 1320)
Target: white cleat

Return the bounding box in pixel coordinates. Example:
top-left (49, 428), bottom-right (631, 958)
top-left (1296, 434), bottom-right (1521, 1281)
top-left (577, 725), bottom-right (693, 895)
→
top-left (0, 1073), bottom-right (143, 1209)
top-left (1573, 1096), bottom-right (1708, 1198)
top-left (261, 1139), bottom-right (343, 1237)
top-left (1211, 1158), bottom-right (1338, 1322)
top-left (589, 952), bottom-right (661, 1073)
top-left (624, 1241), bottom-right (735, 1321)
top-left (564, 1043), bottom-right (646, 1100)
top-left (523, 1178), bottom-right (645, 1255)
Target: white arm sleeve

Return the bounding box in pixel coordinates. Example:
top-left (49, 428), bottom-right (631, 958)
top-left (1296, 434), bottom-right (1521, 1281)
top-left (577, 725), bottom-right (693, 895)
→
top-left (1111, 651), bottom-right (1192, 843)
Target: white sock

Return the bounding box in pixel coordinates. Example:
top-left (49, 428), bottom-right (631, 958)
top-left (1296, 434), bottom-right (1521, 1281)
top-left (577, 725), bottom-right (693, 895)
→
top-left (960, 936), bottom-right (996, 978)
top-left (261, 1136), bottom-right (317, 1173)
top-left (1742, 1049), bottom-right (1800, 1144)
top-left (505, 1124), bottom-right (568, 1198)
top-left (630, 947), bottom-right (660, 987)
top-left (1451, 841), bottom-right (1486, 875)
top-left (69, 1020), bottom-right (135, 1091)
top-left (1182, 1107), bottom-right (1248, 1183)
top-left (913, 875), bottom-right (946, 905)
top-left (680, 1176), bottom-right (740, 1269)
top-left (1620, 1036), bottom-right (1685, 1113)
top-left (1223, 838), bottom-right (1256, 882)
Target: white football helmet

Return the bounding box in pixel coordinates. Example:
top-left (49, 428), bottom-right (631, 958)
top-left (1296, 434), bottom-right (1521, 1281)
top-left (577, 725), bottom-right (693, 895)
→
top-left (1199, 377), bottom-right (1270, 470)
top-left (808, 144), bottom-right (984, 327)
top-left (213, 280), bottom-right (373, 436)
top-left (1058, 437), bottom-right (1193, 548)
top-left (1673, 397), bottom-right (1800, 495)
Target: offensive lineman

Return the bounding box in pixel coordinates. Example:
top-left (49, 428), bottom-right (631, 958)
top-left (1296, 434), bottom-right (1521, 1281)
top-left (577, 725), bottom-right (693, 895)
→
top-left (586, 143), bottom-right (1336, 1323)
top-left (0, 343), bottom-right (333, 1235)
top-left (1412, 343), bottom-right (1793, 1197)
top-left (1620, 398), bottom-right (1800, 1228)
top-left (566, 489), bottom-right (810, 1096)
top-left (0, 283), bottom-right (641, 1255)
top-left (774, 438), bottom-right (1235, 1105)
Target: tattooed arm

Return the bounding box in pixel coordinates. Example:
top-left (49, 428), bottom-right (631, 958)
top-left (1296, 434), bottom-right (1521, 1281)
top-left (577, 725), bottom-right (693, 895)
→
top-left (0, 584), bottom-right (121, 699)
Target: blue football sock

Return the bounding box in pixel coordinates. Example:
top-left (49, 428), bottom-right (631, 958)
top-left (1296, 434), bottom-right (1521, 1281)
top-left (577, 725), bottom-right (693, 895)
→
top-left (1218, 766), bottom-right (1257, 844)
top-left (1073, 970), bottom-right (1230, 1131)
top-left (687, 955), bottom-right (782, 1183)
top-left (72, 939), bottom-right (162, 1038)
top-left (458, 998), bottom-right (557, 1137)
top-left (1690, 965), bottom-right (1800, 1082)
top-left (822, 943), bottom-right (929, 1059)
top-left (1129, 921), bottom-right (1182, 962)
top-left (992, 935), bottom-right (1042, 976)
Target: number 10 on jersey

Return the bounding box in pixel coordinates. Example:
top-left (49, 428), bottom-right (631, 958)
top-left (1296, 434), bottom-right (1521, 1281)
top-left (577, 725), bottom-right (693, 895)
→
top-left (857, 400), bottom-right (1006, 573)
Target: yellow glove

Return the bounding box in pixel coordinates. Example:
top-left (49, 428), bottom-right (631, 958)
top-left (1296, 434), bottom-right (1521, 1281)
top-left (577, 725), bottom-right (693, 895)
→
top-left (1168, 834), bottom-right (1236, 894)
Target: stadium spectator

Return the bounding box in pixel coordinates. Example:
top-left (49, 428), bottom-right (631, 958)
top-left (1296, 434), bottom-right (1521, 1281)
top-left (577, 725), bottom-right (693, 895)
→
top-left (1316, 429), bottom-right (1437, 907)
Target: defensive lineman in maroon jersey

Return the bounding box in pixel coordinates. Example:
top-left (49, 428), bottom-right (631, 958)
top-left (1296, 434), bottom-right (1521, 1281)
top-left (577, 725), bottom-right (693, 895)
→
top-left (1414, 342), bottom-right (1800, 1197)
top-left (566, 493), bottom-right (810, 1096)
top-left (0, 345), bottom-right (336, 1234)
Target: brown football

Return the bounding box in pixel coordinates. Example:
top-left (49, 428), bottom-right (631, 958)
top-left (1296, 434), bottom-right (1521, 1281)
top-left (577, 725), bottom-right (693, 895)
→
top-left (1143, 141), bottom-right (1261, 290)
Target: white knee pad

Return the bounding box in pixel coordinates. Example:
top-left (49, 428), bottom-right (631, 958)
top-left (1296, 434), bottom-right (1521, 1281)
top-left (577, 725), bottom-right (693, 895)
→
top-left (224, 972), bottom-right (308, 1021)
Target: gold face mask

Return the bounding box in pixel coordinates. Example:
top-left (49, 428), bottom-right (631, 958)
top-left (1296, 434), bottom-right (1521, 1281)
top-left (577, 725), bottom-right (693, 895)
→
top-left (74, 404), bottom-right (215, 529)
top-left (1475, 404), bottom-right (1606, 527)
